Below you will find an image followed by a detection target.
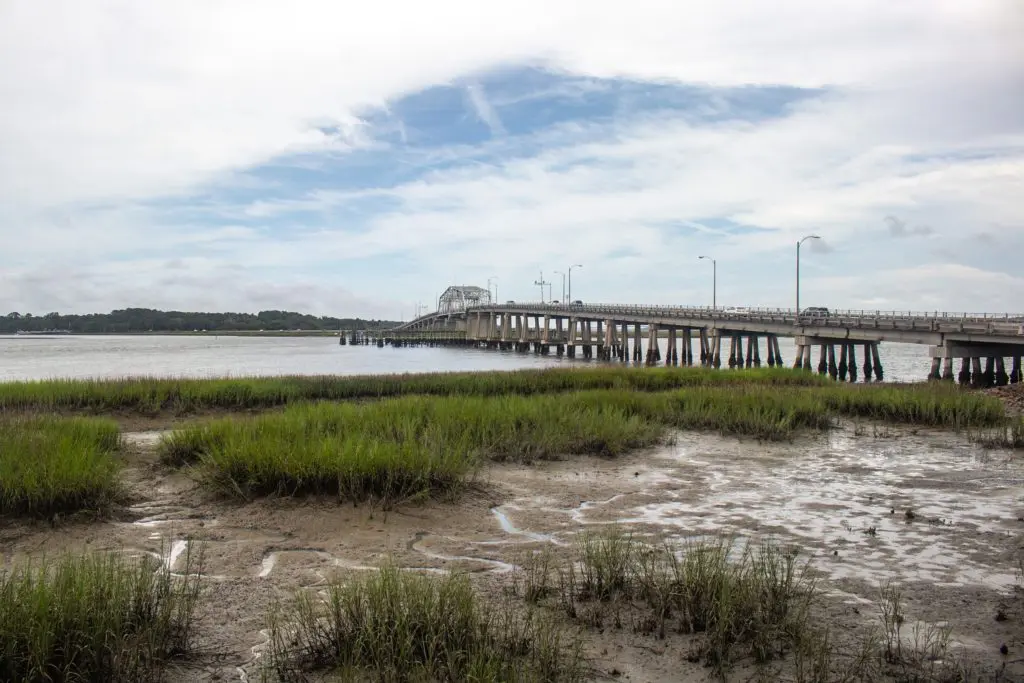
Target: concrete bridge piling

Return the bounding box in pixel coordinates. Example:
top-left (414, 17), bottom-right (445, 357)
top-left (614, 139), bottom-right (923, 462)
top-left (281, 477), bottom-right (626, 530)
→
top-left (380, 302), bottom-right (1024, 384)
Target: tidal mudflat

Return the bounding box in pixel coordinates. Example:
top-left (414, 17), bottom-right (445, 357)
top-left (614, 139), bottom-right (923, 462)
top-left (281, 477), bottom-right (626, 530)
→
top-left (1, 370), bottom-right (1021, 682)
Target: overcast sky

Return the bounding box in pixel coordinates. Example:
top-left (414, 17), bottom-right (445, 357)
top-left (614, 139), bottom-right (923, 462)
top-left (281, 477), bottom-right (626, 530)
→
top-left (1, 1), bottom-right (1021, 320)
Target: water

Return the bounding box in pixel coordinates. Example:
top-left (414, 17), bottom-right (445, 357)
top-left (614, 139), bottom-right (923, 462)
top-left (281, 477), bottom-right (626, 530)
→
top-left (0, 334), bottom-right (933, 382)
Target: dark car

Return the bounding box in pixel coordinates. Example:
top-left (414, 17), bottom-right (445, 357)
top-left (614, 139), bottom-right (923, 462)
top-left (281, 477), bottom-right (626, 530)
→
top-left (800, 307), bottom-right (830, 321)
top-left (571, 300), bottom-right (583, 307)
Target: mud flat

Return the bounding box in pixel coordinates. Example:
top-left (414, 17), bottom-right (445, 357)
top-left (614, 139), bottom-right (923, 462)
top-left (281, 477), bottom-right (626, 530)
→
top-left (1, 423), bottom-right (1020, 682)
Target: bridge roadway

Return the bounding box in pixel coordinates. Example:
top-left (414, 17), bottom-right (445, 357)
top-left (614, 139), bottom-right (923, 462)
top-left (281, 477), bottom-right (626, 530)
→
top-left (384, 302), bottom-right (1024, 385)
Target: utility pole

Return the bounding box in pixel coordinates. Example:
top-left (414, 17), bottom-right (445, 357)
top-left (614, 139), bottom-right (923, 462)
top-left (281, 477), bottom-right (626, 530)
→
top-left (534, 271), bottom-right (550, 303)
top-left (487, 276), bottom-right (498, 304)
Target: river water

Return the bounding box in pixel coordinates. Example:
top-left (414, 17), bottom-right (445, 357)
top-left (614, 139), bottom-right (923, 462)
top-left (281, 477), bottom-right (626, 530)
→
top-left (0, 334), bottom-right (933, 382)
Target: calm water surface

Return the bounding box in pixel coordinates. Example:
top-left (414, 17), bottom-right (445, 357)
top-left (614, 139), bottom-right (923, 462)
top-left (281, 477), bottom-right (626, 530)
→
top-left (0, 335), bottom-right (934, 382)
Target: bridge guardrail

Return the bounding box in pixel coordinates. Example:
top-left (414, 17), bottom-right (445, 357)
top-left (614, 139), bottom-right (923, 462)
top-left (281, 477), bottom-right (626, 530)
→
top-left (392, 303), bottom-right (1024, 334)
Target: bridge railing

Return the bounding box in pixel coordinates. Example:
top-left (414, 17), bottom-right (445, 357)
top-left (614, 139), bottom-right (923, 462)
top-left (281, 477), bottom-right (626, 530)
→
top-left (461, 302), bottom-right (1024, 323)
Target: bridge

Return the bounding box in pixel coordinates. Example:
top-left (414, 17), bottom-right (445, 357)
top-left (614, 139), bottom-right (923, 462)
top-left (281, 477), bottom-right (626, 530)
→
top-left (378, 286), bottom-right (1024, 386)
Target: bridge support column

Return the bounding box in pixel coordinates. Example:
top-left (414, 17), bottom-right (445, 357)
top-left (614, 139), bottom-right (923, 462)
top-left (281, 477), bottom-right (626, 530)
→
top-left (793, 343), bottom-right (804, 370)
top-left (727, 335), bottom-right (737, 368)
top-left (633, 324), bottom-right (642, 362)
top-left (838, 344), bottom-right (848, 381)
top-left (827, 345), bottom-right (837, 379)
top-left (699, 329), bottom-right (708, 366)
top-left (984, 357), bottom-right (996, 387)
top-left (871, 343), bottom-right (884, 381)
top-left (766, 335), bottom-right (777, 367)
top-left (771, 336), bottom-right (783, 368)
top-left (713, 333), bottom-right (722, 369)
top-left (817, 345), bottom-right (828, 375)
top-left (940, 357), bottom-right (954, 381)
top-left (862, 343), bottom-right (873, 381)
top-left (970, 357), bottom-right (982, 387)
top-left (928, 357), bottom-right (941, 381)
top-left (743, 335), bottom-right (753, 368)
top-left (1011, 356), bottom-right (1022, 384)
top-left (996, 357), bottom-right (1009, 386)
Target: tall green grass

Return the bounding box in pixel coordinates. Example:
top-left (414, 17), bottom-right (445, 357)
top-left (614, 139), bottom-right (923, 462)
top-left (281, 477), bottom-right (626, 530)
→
top-left (0, 546), bottom-right (202, 682)
top-left (0, 416), bottom-right (122, 516)
top-left (159, 383), bottom-right (1010, 503)
top-left (0, 366), bottom-right (828, 414)
top-left (265, 564), bottom-right (584, 682)
top-left (161, 393), bottom-right (664, 501)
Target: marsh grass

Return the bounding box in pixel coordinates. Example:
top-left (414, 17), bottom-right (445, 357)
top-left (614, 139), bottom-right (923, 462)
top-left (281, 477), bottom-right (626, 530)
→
top-left (532, 531), bottom-right (815, 674)
top-left (0, 366), bottom-right (831, 414)
top-left (159, 392), bottom-right (665, 502)
top-left (158, 381), bottom-right (1009, 504)
top-left (0, 416), bottom-right (122, 516)
top-left (0, 544), bottom-right (203, 682)
top-left (264, 564), bottom-right (585, 682)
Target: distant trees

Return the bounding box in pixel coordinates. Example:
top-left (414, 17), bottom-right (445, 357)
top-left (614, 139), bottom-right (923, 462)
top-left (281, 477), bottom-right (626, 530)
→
top-left (0, 308), bottom-right (396, 334)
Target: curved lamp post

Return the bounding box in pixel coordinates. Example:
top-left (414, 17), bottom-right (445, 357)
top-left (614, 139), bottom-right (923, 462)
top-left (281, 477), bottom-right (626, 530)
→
top-left (568, 264), bottom-right (583, 301)
top-left (698, 256), bottom-right (716, 310)
top-left (796, 235), bottom-right (821, 320)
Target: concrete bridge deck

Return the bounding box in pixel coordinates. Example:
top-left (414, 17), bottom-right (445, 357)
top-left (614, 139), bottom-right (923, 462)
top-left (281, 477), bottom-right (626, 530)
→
top-left (381, 300), bottom-right (1024, 386)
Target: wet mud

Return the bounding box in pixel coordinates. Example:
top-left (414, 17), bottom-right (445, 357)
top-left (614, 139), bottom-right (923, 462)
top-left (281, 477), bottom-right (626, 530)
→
top-left (1, 426), bottom-right (1021, 681)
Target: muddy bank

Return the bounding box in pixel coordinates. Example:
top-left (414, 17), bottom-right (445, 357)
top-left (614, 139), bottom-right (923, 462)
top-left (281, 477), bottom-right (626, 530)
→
top-left (1, 427), bottom-right (1021, 681)
top-left (988, 383), bottom-right (1024, 416)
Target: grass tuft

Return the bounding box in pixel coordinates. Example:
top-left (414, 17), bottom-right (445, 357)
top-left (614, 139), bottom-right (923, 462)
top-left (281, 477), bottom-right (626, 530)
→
top-left (0, 416), bottom-right (122, 517)
top-left (541, 530), bottom-right (814, 674)
top-left (265, 564), bottom-right (584, 682)
top-left (0, 545), bottom-right (203, 682)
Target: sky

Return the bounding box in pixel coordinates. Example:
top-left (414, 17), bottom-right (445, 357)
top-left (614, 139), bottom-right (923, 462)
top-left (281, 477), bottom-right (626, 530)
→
top-left (1, 1), bottom-right (1022, 320)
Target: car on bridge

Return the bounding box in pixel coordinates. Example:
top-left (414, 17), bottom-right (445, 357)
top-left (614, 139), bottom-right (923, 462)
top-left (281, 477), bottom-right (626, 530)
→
top-left (800, 307), bottom-right (830, 322)
top-left (571, 300), bottom-right (583, 307)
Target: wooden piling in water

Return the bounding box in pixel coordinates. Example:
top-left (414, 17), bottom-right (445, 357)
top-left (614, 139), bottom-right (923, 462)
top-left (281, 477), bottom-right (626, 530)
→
top-left (996, 357), bottom-right (1009, 386)
top-left (817, 344), bottom-right (828, 375)
top-left (862, 343), bottom-right (873, 381)
top-left (838, 344), bottom-right (848, 381)
top-left (1012, 356), bottom-right (1022, 384)
top-left (941, 357), bottom-right (954, 381)
top-left (827, 345), bottom-right (838, 379)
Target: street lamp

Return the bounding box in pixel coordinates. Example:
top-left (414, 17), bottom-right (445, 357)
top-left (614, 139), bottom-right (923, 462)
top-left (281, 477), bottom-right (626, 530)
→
top-left (487, 276), bottom-right (498, 304)
top-left (568, 264), bottom-right (583, 302)
top-left (554, 270), bottom-right (566, 303)
top-left (796, 235), bottom-right (821, 320)
top-left (698, 256), bottom-right (716, 310)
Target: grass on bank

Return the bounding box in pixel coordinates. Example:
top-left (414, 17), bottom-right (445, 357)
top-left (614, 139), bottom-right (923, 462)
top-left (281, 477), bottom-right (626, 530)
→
top-left (0, 366), bottom-right (831, 414)
top-left (264, 564), bottom-right (584, 682)
top-left (0, 546), bottom-right (203, 683)
top-left (514, 531), bottom-right (973, 681)
top-left (0, 416), bottom-right (122, 517)
top-left (158, 382), bottom-right (1008, 504)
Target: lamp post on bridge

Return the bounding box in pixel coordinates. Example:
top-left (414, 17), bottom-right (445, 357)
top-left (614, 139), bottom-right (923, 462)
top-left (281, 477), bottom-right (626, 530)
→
top-left (554, 271), bottom-right (566, 303)
top-left (698, 256), bottom-right (716, 310)
top-left (487, 276), bottom-right (498, 305)
top-left (796, 235), bottom-right (821, 321)
top-left (568, 264), bottom-right (583, 302)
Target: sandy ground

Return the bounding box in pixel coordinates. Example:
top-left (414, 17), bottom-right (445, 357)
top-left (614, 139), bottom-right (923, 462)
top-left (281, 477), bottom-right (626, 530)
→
top-left (1, 426), bottom-right (1022, 682)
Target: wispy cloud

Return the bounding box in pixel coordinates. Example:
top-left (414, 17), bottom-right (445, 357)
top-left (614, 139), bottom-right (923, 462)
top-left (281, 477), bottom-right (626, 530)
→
top-left (465, 83), bottom-right (505, 136)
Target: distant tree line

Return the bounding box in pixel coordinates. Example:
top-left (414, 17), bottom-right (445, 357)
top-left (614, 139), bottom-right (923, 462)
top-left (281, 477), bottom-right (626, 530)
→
top-left (1, 308), bottom-right (398, 334)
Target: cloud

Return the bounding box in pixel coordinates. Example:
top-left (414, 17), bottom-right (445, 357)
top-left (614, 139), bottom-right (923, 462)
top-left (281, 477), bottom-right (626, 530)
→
top-left (465, 83), bottom-right (505, 136)
top-left (884, 215), bottom-right (935, 238)
top-left (0, 0), bottom-right (1021, 315)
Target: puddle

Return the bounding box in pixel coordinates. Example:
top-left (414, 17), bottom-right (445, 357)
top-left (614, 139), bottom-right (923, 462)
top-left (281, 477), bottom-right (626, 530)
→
top-left (491, 506), bottom-right (567, 545)
top-left (536, 428), bottom-right (1023, 590)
